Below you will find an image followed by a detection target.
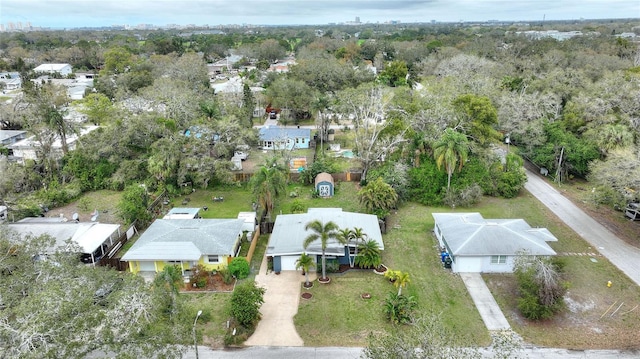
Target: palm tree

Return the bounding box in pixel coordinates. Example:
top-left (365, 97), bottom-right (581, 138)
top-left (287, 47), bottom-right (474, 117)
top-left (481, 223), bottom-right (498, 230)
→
top-left (295, 253), bottom-right (316, 287)
top-left (250, 159), bottom-right (287, 219)
top-left (337, 228), bottom-right (355, 266)
top-left (350, 227), bottom-right (368, 268)
top-left (393, 271), bottom-right (410, 295)
top-left (354, 239), bottom-right (382, 269)
top-left (358, 177), bottom-right (398, 218)
top-left (303, 220), bottom-right (343, 281)
top-left (433, 128), bottom-right (470, 190)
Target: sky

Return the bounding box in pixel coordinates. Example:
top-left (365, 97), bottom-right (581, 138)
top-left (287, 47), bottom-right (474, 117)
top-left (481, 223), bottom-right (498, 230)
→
top-left (1, 0), bottom-right (639, 29)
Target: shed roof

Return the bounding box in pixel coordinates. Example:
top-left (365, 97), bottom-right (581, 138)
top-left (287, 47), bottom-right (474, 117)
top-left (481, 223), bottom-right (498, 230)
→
top-left (266, 208), bottom-right (383, 257)
top-left (121, 218), bottom-right (244, 261)
top-left (432, 212), bottom-right (556, 257)
top-left (163, 207), bottom-right (200, 219)
top-left (315, 172), bottom-right (334, 186)
top-left (8, 221), bottom-right (120, 254)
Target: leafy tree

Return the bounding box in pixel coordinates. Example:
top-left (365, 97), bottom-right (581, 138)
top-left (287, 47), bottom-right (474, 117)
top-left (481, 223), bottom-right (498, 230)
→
top-left (295, 252), bottom-right (316, 287)
top-left (79, 93), bottom-right (115, 125)
top-left (303, 220), bottom-right (343, 280)
top-left (364, 313), bottom-right (483, 359)
top-left (379, 60), bottom-right (408, 87)
top-left (250, 160), bottom-right (287, 219)
top-left (433, 128), bottom-right (470, 191)
top-left (117, 184), bottom-right (151, 225)
top-left (588, 148), bottom-right (640, 206)
top-left (229, 281), bottom-right (265, 327)
top-left (0, 231), bottom-right (183, 359)
top-left (241, 83), bottom-right (256, 128)
top-left (102, 46), bottom-right (134, 75)
top-left (514, 255), bottom-right (566, 320)
top-left (264, 77), bottom-right (315, 124)
top-left (453, 94), bottom-right (500, 147)
top-left (358, 177), bottom-right (398, 218)
top-left (334, 84), bottom-right (407, 182)
top-left (354, 239), bottom-right (382, 269)
top-left (228, 257), bottom-right (250, 279)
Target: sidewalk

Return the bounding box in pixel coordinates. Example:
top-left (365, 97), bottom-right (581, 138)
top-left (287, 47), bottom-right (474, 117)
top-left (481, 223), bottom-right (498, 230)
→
top-left (459, 272), bottom-right (511, 330)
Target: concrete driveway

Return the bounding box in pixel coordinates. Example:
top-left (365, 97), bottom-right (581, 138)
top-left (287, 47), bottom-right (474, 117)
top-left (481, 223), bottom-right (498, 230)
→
top-left (245, 256), bottom-right (311, 346)
top-left (525, 169), bottom-right (640, 286)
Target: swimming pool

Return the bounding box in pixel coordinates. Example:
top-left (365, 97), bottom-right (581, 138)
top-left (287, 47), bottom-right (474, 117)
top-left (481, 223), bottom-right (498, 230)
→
top-left (341, 150), bottom-right (354, 158)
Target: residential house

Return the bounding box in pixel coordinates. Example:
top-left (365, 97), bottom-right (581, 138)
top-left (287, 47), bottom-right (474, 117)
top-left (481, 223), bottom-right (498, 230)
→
top-left (266, 208), bottom-right (384, 272)
top-left (33, 63), bottom-right (73, 76)
top-left (163, 207), bottom-right (201, 219)
top-left (9, 126), bottom-right (99, 164)
top-left (121, 218), bottom-right (245, 275)
top-left (432, 212), bottom-right (557, 273)
top-left (7, 217), bottom-right (122, 264)
top-left (0, 130), bottom-right (26, 146)
top-left (258, 125), bottom-right (311, 150)
top-left (0, 72), bottom-right (21, 90)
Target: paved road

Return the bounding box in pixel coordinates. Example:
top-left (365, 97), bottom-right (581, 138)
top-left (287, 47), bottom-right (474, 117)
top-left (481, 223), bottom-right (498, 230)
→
top-left (524, 169), bottom-right (640, 286)
top-left (183, 346), bottom-right (639, 358)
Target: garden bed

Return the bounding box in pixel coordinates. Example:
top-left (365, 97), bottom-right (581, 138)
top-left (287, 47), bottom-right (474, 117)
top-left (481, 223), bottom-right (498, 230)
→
top-left (182, 272), bottom-right (236, 293)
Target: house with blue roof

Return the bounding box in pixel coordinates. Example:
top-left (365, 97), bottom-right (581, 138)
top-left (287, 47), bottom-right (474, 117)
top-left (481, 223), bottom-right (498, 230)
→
top-left (258, 125), bottom-right (311, 150)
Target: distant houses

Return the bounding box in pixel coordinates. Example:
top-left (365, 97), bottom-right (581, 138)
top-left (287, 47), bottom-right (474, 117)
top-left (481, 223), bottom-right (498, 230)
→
top-left (33, 63), bottom-right (73, 76)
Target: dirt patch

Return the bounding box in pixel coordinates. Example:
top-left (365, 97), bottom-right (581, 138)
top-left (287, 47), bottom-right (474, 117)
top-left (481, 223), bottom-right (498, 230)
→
top-left (45, 190), bottom-right (123, 224)
top-left (182, 273), bottom-right (235, 293)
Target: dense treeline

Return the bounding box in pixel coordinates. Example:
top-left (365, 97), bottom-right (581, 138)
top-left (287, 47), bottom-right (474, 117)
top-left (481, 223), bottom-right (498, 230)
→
top-left (1, 19), bottom-right (639, 217)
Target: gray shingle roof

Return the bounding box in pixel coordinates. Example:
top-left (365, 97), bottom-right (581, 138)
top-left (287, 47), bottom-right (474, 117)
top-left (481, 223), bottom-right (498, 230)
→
top-left (266, 208), bottom-right (383, 256)
top-left (432, 213), bottom-right (556, 257)
top-left (259, 126), bottom-right (310, 141)
top-left (121, 219), bottom-right (244, 261)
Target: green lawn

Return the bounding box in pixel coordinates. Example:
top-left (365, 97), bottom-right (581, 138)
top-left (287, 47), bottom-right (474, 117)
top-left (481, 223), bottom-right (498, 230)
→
top-left (166, 185), bottom-right (255, 219)
top-left (184, 292), bottom-right (233, 348)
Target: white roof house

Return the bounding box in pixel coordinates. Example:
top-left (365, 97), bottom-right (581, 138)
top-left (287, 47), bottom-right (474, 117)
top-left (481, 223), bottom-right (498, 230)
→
top-left (163, 207), bottom-right (201, 219)
top-left (8, 218), bottom-right (121, 264)
top-left (9, 126), bottom-right (99, 163)
top-left (33, 63), bottom-right (73, 76)
top-left (432, 212), bottom-right (557, 273)
top-left (121, 219), bottom-right (244, 262)
top-left (266, 208), bottom-right (383, 272)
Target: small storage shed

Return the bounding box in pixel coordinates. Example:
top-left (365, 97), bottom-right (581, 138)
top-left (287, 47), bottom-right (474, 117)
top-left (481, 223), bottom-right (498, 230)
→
top-left (315, 172), bottom-right (334, 197)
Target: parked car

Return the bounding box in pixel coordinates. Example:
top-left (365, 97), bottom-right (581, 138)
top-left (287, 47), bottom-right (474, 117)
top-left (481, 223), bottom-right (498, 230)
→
top-left (625, 203), bottom-right (640, 221)
top-left (269, 111), bottom-right (277, 120)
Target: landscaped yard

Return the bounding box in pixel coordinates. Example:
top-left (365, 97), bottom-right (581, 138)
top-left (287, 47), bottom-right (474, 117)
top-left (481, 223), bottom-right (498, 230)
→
top-left (293, 191), bottom-right (640, 349)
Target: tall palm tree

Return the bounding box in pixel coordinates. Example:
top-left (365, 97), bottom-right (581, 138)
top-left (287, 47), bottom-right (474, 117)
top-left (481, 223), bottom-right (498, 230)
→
top-left (349, 227), bottom-right (368, 268)
top-left (337, 228), bottom-right (354, 266)
top-left (303, 220), bottom-right (343, 281)
top-left (250, 159), bottom-right (287, 219)
top-left (295, 252), bottom-right (316, 287)
top-left (433, 128), bottom-right (470, 190)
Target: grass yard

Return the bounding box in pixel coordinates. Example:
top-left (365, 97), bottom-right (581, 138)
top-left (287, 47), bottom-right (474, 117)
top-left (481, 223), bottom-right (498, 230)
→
top-left (167, 185), bottom-right (255, 219)
top-left (183, 292), bottom-right (233, 349)
top-left (275, 181), bottom-right (364, 215)
top-left (294, 201), bottom-right (491, 347)
top-left (479, 193), bottom-right (640, 350)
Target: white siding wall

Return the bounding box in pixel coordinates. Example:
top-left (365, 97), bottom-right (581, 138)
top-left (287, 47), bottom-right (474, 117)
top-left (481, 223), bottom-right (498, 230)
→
top-left (480, 256), bottom-right (516, 273)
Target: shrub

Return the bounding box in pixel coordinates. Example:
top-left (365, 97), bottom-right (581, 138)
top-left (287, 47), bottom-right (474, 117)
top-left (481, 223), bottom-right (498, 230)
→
top-left (290, 199), bottom-right (306, 214)
top-left (514, 256), bottom-right (566, 320)
top-left (219, 267), bottom-right (234, 284)
top-left (229, 281), bottom-right (265, 327)
top-left (228, 257), bottom-right (250, 279)
top-left (443, 184), bottom-right (483, 208)
top-left (190, 264), bottom-right (209, 288)
top-left (383, 292), bottom-right (417, 324)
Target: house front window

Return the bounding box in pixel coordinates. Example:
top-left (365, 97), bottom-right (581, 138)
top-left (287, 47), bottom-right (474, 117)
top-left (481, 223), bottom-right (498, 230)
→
top-left (490, 255), bottom-right (507, 264)
top-left (208, 255), bottom-right (220, 263)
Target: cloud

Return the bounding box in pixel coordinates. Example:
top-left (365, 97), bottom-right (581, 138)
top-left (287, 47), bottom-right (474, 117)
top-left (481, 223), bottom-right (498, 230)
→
top-left (2, 0), bottom-right (638, 27)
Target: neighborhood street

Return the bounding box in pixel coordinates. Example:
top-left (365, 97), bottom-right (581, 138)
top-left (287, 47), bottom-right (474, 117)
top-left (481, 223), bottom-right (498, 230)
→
top-left (524, 169), bottom-right (640, 286)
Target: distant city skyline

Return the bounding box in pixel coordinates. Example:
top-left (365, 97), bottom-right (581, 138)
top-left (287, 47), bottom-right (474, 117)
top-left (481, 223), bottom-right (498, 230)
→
top-left (1, 0), bottom-right (639, 29)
